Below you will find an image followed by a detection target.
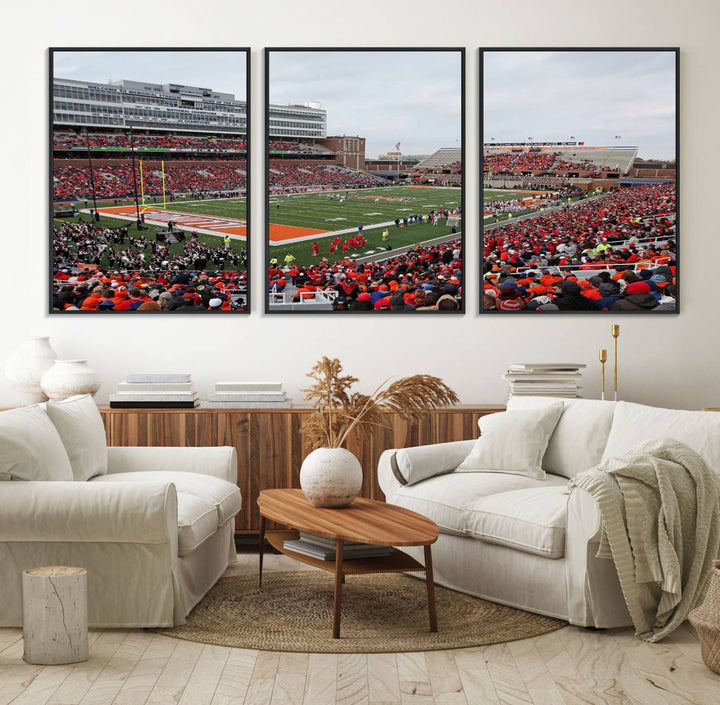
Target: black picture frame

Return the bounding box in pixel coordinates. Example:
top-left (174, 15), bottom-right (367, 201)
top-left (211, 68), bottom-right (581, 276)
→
top-left (49, 47), bottom-right (251, 314)
top-left (480, 48), bottom-right (679, 315)
top-left (265, 47), bottom-right (465, 315)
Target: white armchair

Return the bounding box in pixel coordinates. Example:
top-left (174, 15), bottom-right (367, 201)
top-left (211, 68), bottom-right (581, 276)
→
top-left (0, 397), bottom-right (241, 628)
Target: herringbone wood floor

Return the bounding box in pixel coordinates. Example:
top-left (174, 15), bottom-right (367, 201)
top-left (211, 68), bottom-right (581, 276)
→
top-left (0, 553), bottom-right (718, 705)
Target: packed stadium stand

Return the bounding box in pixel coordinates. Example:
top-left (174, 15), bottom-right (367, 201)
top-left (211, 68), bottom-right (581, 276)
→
top-left (483, 145), bottom-right (638, 176)
top-left (268, 163), bottom-right (388, 192)
top-left (54, 162), bottom-right (247, 201)
top-left (268, 237), bottom-right (463, 312)
top-left (53, 131), bottom-right (247, 152)
top-left (482, 182), bottom-right (677, 312)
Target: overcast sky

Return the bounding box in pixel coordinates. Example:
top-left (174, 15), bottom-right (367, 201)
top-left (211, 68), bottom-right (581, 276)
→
top-left (483, 50), bottom-right (676, 160)
top-left (53, 50), bottom-right (247, 101)
top-left (269, 51), bottom-right (462, 159)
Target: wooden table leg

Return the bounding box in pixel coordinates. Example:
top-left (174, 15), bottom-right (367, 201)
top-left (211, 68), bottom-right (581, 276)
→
top-left (258, 515), bottom-right (266, 588)
top-left (332, 539), bottom-right (344, 639)
top-left (424, 544), bottom-right (438, 633)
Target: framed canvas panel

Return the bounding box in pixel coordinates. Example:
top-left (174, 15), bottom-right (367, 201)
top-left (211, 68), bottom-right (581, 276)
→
top-left (265, 48), bottom-right (465, 314)
top-left (50, 48), bottom-right (250, 314)
top-left (481, 48), bottom-right (679, 314)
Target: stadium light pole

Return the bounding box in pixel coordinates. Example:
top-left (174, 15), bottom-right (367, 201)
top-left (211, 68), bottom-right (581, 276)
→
top-left (128, 125), bottom-right (142, 229)
top-left (83, 129), bottom-right (100, 221)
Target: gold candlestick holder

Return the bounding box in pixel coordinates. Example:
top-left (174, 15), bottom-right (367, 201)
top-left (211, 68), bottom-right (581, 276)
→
top-left (611, 324), bottom-right (620, 401)
top-left (599, 349), bottom-right (607, 401)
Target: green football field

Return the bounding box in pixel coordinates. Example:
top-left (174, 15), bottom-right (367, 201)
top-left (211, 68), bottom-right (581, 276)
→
top-left (267, 186), bottom-right (461, 267)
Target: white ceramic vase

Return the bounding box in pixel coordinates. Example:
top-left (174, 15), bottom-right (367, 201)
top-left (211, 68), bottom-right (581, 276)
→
top-left (299, 447), bottom-right (363, 508)
top-left (4, 337), bottom-right (58, 402)
top-left (40, 360), bottom-right (101, 402)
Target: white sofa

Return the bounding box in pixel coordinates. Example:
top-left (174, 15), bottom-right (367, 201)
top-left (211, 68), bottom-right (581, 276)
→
top-left (0, 395), bottom-right (241, 628)
top-left (378, 397), bottom-right (720, 628)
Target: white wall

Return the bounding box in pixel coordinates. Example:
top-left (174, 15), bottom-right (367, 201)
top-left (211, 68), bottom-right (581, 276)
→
top-left (1, 0), bottom-right (718, 410)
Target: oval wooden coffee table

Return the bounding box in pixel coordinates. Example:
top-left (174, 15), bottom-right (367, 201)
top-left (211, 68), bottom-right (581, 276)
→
top-left (257, 488), bottom-right (439, 639)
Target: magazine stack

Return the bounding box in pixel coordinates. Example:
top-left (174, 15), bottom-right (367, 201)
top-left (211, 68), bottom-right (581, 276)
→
top-left (503, 363), bottom-right (585, 400)
top-left (109, 373), bottom-right (199, 408)
top-left (283, 531), bottom-right (393, 561)
top-left (200, 381), bottom-right (292, 408)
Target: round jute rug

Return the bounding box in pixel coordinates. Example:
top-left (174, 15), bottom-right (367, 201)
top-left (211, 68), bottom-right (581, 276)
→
top-left (155, 571), bottom-right (566, 653)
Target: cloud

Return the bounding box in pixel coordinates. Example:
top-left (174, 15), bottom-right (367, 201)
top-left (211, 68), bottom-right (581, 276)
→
top-left (483, 50), bottom-right (676, 159)
top-left (268, 50), bottom-right (462, 158)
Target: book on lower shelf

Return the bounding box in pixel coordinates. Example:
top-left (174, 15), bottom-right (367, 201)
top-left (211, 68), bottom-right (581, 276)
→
top-left (282, 536), bottom-right (393, 561)
top-left (109, 399), bottom-right (200, 408)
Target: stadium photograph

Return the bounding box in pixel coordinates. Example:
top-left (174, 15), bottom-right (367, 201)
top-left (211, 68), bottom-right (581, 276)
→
top-left (265, 48), bottom-right (464, 313)
top-left (482, 49), bottom-right (678, 313)
top-left (51, 48), bottom-right (250, 313)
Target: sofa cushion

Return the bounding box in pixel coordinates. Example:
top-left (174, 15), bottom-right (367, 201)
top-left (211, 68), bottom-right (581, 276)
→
top-left (393, 471), bottom-right (568, 536)
top-left (466, 486), bottom-right (570, 558)
top-left (0, 405), bottom-right (73, 481)
top-left (601, 402), bottom-right (720, 477)
top-left (508, 396), bottom-right (617, 478)
top-left (45, 394), bottom-right (108, 481)
top-left (456, 404), bottom-right (563, 479)
top-left (176, 492), bottom-right (220, 556)
top-left (91, 471), bottom-right (241, 525)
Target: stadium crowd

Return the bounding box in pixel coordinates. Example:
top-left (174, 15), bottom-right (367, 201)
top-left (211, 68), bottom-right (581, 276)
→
top-left (484, 150), bottom-right (559, 174)
top-left (54, 131), bottom-right (247, 152)
top-left (268, 163), bottom-right (388, 193)
top-left (268, 140), bottom-right (328, 154)
top-left (482, 183), bottom-right (677, 312)
top-left (268, 238), bottom-right (463, 311)
top-left (483, 149), bottom-right (604, 176)
top-left (54, 163), bottom-right (247, 201)
top-left (52, 221), bottom-right (247, 312)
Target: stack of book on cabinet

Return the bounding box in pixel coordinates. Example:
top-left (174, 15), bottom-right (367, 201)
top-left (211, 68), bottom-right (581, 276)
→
top-left (283, 531), bottom-right (393, 561)
top-left (200, 381), bottom-right (292, 408)
top-left (109, 373), bottom-right (199, 408)
top-left (503, 363), bottom-right (585, 399)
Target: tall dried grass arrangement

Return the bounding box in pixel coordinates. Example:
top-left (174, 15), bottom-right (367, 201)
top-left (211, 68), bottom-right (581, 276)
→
top-left (302, 357), bottom-right (459, 449)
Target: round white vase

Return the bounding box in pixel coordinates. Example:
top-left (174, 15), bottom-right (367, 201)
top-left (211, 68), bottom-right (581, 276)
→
top-left (299, 447), bottom-right (363, 508)
top-left (4, 337), bottom-right (58, 402)
top-left (40, 360), bottom-right (101, 402)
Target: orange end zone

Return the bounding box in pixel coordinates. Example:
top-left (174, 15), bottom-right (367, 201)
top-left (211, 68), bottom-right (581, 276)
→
top-left (269, 223), bottom-right (328, 242)
top-left (97, 205), bottom-right (247, 239)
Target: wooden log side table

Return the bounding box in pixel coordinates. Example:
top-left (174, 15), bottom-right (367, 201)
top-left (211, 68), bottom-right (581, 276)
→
top-left (22, 566), bottom-right (88, 665)
top-left (257, 488), bottom-right (439, 639)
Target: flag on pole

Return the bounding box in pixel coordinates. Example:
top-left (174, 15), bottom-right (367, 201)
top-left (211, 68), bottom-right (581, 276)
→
top-left (395, 142), bottom-right (401, 151)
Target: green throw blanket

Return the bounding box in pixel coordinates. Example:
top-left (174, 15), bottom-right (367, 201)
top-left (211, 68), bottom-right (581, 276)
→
top-left (571, 438), bottom-right (720, 642)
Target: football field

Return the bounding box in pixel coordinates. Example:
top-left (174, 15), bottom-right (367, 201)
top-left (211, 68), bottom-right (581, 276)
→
top-left (267, 185), bottom-right (462, 266)
top-left (63, 185), bottom-right (462, 269)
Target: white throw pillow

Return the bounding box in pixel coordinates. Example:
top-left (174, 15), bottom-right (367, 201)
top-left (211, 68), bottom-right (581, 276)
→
top-left (45, 395), bottom-right (108, 481)
top-left (0, 405), bottom-right (73, 481)
top-left (508, 396), bottom-right (617, 478)
top-left (456, 404), bottom-right (564, 479)
top-left (602, 401), bottom-right (720, 477)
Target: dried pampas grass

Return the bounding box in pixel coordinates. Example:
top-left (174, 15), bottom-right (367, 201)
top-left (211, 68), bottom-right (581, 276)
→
top-left (302, 357), bottom-right (459, 449)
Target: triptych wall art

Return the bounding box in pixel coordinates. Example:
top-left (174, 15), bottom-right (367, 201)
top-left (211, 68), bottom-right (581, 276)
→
top-left (49, 47), bottom-right (678, 315)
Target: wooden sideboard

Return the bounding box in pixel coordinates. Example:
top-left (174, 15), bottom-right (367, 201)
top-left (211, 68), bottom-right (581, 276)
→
top-left (99, 405), bottom-right (504, 533)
